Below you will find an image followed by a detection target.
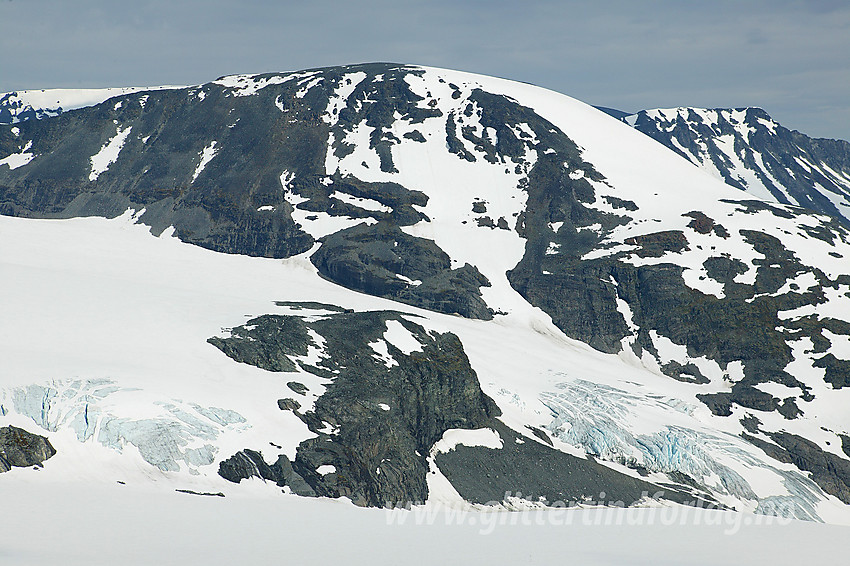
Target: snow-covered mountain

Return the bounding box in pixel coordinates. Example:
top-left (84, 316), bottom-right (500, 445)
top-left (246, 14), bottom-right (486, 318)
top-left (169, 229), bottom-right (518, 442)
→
top-left (0, 86), bottom-right (182, 125)
top-left (624, 107), bottom-right (850, 226)
top-left (2, 64), bottom-right (850, 526)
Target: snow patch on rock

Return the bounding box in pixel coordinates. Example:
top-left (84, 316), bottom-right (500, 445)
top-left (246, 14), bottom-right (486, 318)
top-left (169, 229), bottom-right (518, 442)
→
top-left (89, 126), bottom-right (132, 181)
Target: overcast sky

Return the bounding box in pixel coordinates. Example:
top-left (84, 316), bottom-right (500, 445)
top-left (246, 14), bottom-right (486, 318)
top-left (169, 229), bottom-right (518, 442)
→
top-left (2, 0), bottom-right (848, 140)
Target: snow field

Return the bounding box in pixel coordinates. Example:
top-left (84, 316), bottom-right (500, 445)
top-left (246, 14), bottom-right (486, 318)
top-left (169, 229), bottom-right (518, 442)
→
top-left (1, 480), bottom-right (848, 566)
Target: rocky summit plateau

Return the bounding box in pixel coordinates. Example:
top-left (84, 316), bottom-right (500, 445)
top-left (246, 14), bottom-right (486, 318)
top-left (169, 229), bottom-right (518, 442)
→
top-left (2, 63), bottom-right (850, 526)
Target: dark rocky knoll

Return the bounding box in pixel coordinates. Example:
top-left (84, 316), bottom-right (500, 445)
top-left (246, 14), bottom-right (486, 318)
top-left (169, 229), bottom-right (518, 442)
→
top-left (0, 425), bottom-right (56, 472)
top-left (311, 222), bottom-right (493, 319)
top-left (211, 308), bottom-right (499, 506)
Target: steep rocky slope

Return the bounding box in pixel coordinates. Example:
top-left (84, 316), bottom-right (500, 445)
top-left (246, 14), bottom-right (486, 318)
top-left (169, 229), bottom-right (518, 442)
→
top-left (624, 107), bottom-right (850, 226)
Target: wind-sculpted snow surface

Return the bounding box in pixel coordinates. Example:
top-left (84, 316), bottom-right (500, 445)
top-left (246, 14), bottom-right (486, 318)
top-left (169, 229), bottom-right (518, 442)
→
top-left (2, 64), bottom-right (850, 524)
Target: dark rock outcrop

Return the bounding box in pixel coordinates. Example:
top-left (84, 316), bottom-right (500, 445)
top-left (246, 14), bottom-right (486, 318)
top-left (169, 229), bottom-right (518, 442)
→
top-left (0, 425), bottom-right (56, 471)
top-left (5, 64), bottom-right (850, 511)
top-left (213, 306), bottom-right (685, 508)
top-left (744, 431), bottom-right (850, 504)
top-left (207, 315), bottom-right (311, 373)
top-left (310, 222), bottom-right (493, 319)
top-left (218, 448), bottom-right (316, 497)
top-left (435, 420), bottom-right (693, 507)
top-left (212, 307), bottom-right (499, 506)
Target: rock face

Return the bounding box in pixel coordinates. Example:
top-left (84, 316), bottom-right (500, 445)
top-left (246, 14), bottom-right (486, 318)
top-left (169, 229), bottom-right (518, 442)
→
top-left (434, 420), bottom-right (694, 507)
top-left (624, 107), bottom-right (850, 226)
top-left (217, 449), bottom-right (316, 497)
top-left (210, 305), bottom-right (685, 508)
top-left (210, 307), bottom-right (500, 506)
top-left (744, 429), bottom-right (850, 504)
top-left (310, 222), bottom-right (493, 319)
top-left (0, 64), bottom-right (498, 316)
top-left (0, 425), bottom-right (56, 471)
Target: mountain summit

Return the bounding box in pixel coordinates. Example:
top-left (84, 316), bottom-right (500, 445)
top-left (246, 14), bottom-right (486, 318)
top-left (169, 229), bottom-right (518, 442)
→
top-left (1, 63), bottom-right (850, 522)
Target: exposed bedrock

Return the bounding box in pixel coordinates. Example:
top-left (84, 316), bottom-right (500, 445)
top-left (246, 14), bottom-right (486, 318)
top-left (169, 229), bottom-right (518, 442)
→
top-left (0, 425), bottom-right (56, 472)
top-left (310, 222), bottom-right (493, 319)
top-left (212, 308), bottom-right (499, 506)
top-left (434, 420), bottom-right (693, 507)
top-left (211, 306), bottom-right (686, 507)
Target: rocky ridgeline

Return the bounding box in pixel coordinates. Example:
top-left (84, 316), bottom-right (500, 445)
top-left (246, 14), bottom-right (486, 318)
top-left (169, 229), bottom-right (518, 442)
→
top-left (623, 107), bottom-right (850, 226)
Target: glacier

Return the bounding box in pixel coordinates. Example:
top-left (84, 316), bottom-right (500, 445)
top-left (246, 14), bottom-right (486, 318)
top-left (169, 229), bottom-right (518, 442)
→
top-left (2, 379), bottom-right (247, 474)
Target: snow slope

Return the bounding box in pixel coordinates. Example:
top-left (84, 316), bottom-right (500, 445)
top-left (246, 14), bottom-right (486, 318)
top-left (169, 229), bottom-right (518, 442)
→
top-left (1, 207), bottom-right (848, 522)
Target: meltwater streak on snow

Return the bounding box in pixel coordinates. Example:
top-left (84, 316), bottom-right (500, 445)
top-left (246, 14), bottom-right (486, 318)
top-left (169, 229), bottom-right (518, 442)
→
top-left (89, 126), bottom-right (132, 181)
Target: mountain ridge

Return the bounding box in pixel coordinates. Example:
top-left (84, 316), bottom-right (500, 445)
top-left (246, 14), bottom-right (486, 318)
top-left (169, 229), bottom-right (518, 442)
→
top-left (623, 106), bottom-right (850, 227)
top-left (1, 63), bottom-right (849, 522)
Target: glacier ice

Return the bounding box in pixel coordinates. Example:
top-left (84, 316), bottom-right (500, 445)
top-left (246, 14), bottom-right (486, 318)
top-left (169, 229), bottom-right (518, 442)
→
top-left (540, 379), bottom-right (827, 520)
top-left (3, 379), bottom-right (247, 474)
